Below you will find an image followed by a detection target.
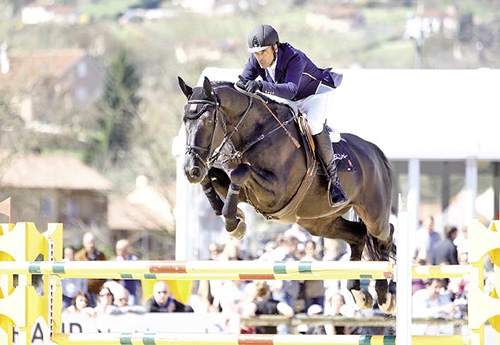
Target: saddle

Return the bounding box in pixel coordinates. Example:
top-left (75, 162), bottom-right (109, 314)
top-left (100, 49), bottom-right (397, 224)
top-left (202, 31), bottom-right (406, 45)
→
top-left (263, 104), bottom-right (357, 221)
top-left (255, 90), bottom-right (357, 173)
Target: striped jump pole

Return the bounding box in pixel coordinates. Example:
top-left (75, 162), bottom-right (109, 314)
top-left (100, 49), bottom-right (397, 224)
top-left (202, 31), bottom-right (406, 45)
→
top-left (0, 260), bottom-right (394, 280)
top-left (50, 333), bottom-right (471, 345)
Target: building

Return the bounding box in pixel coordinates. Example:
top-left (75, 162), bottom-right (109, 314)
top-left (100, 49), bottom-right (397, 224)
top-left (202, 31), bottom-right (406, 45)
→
top-left (108, 175), bottom-right (175, 259)
top-left (0, 48), bottom-right (105, 123)
top-left (0, 153), bottom-right (113, 245)
top-left (21, 3), bottom-right (81, 25)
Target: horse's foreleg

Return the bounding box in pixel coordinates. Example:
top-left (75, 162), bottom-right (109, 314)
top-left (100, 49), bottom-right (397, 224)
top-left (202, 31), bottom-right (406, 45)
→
top-left (201, 176), bottom-right (224, 216)
top-left (222, 164), bottom-right (251, 240)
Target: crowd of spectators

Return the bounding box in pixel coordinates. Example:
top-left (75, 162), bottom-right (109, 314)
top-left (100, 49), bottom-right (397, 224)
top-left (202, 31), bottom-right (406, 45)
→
top-left (60, 216), bottom-right (491, 336)
top-left (61, 232), bottom-right (192, 317)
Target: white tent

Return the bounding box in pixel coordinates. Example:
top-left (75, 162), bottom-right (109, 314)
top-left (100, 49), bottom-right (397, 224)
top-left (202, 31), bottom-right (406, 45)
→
top-left (195, 67), bottom-right (500, 161)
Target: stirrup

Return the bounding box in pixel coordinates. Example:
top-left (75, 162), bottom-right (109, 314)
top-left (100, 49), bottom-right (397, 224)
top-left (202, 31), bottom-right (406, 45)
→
top-left (328, 180), bottom-right (348, 206)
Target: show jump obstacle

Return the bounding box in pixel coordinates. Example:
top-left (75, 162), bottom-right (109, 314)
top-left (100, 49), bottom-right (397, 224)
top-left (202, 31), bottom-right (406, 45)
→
top-left (0, 220), bottom-right (499, 345)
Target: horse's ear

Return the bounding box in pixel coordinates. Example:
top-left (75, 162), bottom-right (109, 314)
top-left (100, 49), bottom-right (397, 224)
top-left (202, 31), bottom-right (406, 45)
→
top-left (203, 76), bottom-right (216, 102)
top-left (178, 76), bottom-right (192, 99)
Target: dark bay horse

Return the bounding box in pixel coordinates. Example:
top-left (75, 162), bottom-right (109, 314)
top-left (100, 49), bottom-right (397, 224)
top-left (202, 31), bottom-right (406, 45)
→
top-left (178, 76), bottom-right (396, 314)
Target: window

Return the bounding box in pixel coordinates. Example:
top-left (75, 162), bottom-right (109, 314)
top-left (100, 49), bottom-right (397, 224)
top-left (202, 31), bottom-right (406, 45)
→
top-left (40, 196), bottom-right (53, 218)
top-left (77, 61), bottom-right (87, 78)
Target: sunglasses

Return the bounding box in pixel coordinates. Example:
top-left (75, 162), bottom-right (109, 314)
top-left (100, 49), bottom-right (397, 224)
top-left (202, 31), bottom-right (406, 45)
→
top-left (155, 290), bottom-right (168, 294)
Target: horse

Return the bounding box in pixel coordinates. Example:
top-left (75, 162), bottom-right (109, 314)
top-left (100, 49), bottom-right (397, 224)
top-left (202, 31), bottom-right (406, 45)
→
top-left (178, 76), bottom-right (396, 314)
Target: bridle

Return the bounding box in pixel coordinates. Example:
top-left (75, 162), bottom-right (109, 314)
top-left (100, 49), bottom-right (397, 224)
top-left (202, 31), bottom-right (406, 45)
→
top-left (184, 84), bottom-right (297, 171)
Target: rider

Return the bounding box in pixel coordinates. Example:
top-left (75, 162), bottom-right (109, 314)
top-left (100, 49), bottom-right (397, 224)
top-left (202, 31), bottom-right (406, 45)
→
top-left (238, 24), bottom-right (347, 206)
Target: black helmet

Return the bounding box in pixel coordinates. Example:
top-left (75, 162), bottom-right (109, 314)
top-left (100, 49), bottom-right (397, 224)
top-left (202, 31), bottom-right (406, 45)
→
top-left (247, 24), bottom-right (279, 53)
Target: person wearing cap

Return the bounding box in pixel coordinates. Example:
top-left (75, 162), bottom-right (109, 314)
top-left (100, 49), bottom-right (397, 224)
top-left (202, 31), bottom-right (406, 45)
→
top-left (238, 24), bottom-right (347, 206)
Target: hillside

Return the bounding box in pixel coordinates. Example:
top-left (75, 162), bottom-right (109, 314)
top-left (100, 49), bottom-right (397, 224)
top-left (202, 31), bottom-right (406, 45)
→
top-left (1, 0), bottom-right (499, 198)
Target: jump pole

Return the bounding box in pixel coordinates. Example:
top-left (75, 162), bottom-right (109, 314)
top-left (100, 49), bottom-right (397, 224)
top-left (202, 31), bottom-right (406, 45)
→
top-left (396, 210), bottom-right (412, 344)
top-left (51, 333), bottom-right (469, 345)
top-left (0, 260), bottom-right (394, 280)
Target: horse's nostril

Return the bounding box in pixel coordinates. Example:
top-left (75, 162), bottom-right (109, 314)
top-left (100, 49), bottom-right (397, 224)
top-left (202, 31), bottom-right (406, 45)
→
top-left (189, 167), bottom-right (202, 180)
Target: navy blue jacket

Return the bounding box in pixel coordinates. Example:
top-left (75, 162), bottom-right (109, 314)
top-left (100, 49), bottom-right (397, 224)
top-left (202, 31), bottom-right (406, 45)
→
top-left (238, 42), bottom-right (341, 101)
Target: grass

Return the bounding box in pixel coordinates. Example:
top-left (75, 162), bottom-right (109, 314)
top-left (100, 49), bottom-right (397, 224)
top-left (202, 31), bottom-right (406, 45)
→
top-left (79, 0), bottom-right (138, 20)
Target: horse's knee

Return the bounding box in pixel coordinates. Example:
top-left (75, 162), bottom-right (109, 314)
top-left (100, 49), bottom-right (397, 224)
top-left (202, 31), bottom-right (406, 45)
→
top-left (230, 163), bottom-right (251, 185)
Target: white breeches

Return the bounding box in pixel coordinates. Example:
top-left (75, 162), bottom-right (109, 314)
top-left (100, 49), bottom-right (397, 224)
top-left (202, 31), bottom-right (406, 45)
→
top-left (295, 84), bottom-right (334, 135)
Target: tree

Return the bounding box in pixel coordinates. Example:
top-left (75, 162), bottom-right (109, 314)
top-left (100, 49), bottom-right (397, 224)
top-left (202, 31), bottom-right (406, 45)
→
top-left (86, 49), bottom-right (141, 169)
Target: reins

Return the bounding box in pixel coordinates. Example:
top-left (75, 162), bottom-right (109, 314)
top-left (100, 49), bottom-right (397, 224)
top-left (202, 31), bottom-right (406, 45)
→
top-left (260, 100), bottom-right (301, 149)
top-left (187, 83), bottom-right (301, 169)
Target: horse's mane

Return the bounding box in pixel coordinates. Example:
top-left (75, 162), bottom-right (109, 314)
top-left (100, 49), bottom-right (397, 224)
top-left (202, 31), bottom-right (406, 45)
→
top-left (210, 80), bottom-right (297, 114)
top-left (211, 80), bottom-right (234, 89)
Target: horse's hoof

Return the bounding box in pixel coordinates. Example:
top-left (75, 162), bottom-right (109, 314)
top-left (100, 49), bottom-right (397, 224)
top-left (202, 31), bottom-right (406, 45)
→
top-left (351, 289), bottom-right (374, 310)
top-left (236, 207), bottom-right (245, 221)
top-left (227, 219), bottom-right (246, 240)
top-left (378, 293), bottom-right (396, 315)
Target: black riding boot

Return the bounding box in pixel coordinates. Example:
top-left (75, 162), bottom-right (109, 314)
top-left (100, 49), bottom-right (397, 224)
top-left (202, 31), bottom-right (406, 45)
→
top-left (313, 128), bottom-right (348, 206)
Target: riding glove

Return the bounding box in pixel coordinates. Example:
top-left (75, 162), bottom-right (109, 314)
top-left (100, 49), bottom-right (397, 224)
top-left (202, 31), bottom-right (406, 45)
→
top-left (245, 80), bottom-right (262, 93)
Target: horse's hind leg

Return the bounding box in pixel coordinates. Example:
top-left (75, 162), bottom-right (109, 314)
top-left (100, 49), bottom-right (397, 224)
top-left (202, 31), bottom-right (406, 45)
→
top-left (222, 164), bottom-right (251, 240)
top-left (313, 217), bottom-right (375, 311)
top-left (368, 223), bottom-right (396, 315)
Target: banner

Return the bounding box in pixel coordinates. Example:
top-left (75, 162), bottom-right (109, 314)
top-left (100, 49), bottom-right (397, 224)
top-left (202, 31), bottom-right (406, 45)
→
top-left (13, 313), bottom-right (240, 344)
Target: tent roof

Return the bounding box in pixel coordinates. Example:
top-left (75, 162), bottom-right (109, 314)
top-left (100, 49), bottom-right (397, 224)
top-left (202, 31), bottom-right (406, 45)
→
top-left (197, 67), bottom-right (500, 161)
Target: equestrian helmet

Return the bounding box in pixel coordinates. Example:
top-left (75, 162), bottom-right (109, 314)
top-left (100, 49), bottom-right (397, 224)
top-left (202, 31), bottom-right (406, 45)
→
top-left (247, 24), bottom-right (279, 53)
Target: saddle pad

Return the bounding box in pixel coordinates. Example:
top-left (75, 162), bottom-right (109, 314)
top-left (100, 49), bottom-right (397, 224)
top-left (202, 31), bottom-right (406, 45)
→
top-left (332, 139), bottom-right (358, 173)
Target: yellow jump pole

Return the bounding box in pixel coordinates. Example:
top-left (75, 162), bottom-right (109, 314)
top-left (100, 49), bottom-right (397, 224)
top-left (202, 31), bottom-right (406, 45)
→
top-left (0, 260), bottom-right (394, 280)
top-left (50, 333), bottom-right (471, 345)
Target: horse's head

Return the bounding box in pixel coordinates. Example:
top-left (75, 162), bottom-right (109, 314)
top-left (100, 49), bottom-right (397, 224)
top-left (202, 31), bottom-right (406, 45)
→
top-left (179, 76), bottom-right (222, 184)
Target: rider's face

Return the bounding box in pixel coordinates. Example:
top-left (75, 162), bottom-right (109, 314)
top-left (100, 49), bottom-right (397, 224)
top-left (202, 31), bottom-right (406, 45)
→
top-left (253, 45), bottom-right (276, 69)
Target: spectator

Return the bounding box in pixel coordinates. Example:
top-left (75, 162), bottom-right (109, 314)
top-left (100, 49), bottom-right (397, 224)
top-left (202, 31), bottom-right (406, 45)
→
top-left (242, 281), bottom-right (294, 334)
top-left (454, 226), bottom-right (469, 258)
top-left (300, 304), bottom-right (327, 335)
top-left (412, 258), bottom-right (428, 294)
top-left (208, 240), bottom-right (244, 312)
top-left (412, 278), bottom-right (457, 335)
top-left (256, 240), bottom-right (278, 261)
top-left (93, 285), bottom-right (121, 315)
top-left (219, 240), bottom-right (243, 261)
top-left (62, 291), bottom-right (94, 317)
top-left (257, 234), bottom-right (300, 333)
top-left (61, 245), bottom-right (88, 309)
top-left (324, 292), bottom-right (356, 335)
top-left (413, 216), bottom-right (441, 265)
top-left (144, 281), bottom-right (194, 313)
top-left (208, 242), bottom-right (223, 260)
top-left (275, 236), bottom-right (301, 334)
top-left (284, 223), bottom-right (311, 247)
top-left (113, 287), bottom-right (146, 314)
top-left (235, 282), bottom-right (257, 334)
top-left (212, 279), bottom-right (248, 314)
top-left (75, 232), bottom-right (107, 307)
top-left (301, 240), bottom-right (325, 311)
top-left (323, 239), bottom-right (354, 306)
top-left (115, 239), bottom-right (142, 305)
top-left (434, 225), bottom-right (459, 265)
